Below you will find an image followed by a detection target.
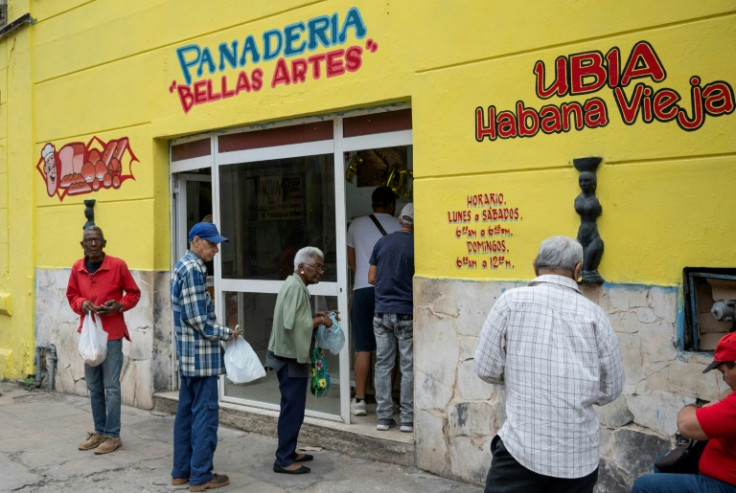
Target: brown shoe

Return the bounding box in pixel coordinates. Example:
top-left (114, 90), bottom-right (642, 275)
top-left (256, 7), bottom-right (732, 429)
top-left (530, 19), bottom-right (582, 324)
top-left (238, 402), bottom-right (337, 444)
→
top-left (189, 473), bottom-right (229, 492)
top-left (78, 432), bottom-right (104, 451)
top-left (172, 477), bottom-right (189, 485)
top-left (94, 436), bottom-right (122, 455)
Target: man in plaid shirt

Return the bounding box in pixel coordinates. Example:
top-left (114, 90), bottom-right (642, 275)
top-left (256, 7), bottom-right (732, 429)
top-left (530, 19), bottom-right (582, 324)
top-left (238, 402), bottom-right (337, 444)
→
top-left (475, 236), bottom-right (624, 493)
top-left (170, 222), bottom-right (240, 492)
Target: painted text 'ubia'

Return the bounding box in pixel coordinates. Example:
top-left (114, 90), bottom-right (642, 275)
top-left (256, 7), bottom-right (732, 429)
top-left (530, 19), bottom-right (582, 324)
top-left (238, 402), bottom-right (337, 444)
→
top-left (476, 41), bottom-right (735, 141)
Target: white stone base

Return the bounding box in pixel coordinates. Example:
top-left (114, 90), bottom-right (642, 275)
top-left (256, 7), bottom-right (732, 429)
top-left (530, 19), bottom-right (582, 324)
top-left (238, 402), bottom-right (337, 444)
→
top-left (413, 277), bottom-right (728, 489)
top-left (34, 268), bottom-right (174, 410)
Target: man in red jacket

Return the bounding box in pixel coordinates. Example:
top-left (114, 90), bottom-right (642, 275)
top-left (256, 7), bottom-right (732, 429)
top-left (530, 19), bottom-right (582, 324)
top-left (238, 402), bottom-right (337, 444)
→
top-left (67, 225), bottom-right (141, 455)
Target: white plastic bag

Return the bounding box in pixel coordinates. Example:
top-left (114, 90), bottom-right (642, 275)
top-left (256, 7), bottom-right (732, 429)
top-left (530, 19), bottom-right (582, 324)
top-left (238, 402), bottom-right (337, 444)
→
top-left (78, 313), bottom-right (108, 367)
top-left (224, 335), bottom-right (266, 384)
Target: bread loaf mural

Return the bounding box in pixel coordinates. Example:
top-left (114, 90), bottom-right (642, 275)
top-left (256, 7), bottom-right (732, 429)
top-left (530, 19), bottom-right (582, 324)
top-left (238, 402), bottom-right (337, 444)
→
top-left (36, 137), bottom-right (137, 201)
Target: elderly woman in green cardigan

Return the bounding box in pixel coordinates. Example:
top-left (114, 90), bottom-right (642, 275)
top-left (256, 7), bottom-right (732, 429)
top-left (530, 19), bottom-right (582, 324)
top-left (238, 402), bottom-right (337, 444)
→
top-left (265, 246), bottom-right (335, 475)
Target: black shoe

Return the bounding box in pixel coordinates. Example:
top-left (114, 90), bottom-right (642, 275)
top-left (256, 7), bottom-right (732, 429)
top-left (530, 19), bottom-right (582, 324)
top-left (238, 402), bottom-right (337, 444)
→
top-left (273, 464), bottom-right (311, 474)
top-left (293, 453), bottom-right (314, 462)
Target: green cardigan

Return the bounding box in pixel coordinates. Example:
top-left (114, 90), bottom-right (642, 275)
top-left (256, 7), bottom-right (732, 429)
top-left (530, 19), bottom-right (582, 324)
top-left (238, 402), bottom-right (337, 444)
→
top-left (268, 274), bottom-right (314, 364)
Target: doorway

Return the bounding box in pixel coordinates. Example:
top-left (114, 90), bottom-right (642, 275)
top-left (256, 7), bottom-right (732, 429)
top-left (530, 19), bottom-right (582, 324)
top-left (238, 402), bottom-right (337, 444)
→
top-left (170, 107), bottom-right (413, 424)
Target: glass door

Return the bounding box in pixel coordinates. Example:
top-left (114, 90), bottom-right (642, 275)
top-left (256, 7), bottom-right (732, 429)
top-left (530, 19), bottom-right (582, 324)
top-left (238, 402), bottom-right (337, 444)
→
top-left (171, 169), bottom-right (213, 390)
top-left (216, 142), bottom-right (348, 421)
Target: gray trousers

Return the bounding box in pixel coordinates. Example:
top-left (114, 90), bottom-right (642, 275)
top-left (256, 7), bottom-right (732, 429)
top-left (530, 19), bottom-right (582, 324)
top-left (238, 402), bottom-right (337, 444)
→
top-left (373, 313), bottom-right (414, 423)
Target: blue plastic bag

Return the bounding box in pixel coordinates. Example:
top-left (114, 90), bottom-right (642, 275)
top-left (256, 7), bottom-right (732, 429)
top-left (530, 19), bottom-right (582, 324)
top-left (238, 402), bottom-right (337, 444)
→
top-left (315, 312), bottom-right (345, 355)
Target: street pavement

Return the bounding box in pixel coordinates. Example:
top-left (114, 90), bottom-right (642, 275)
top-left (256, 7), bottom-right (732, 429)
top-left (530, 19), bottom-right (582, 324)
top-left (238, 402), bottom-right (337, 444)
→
top-left (0, 381), bottom-right (478, 492)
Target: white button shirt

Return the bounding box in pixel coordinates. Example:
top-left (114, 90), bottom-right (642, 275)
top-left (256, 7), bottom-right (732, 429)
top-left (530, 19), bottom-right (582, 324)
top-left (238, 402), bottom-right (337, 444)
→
top-left (475, 274), bottom-right (625, 478)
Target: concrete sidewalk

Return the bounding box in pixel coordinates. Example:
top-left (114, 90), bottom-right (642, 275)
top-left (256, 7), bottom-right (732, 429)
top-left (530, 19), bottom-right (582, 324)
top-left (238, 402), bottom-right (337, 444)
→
top-left (0, 381), bottom-right (479, 492)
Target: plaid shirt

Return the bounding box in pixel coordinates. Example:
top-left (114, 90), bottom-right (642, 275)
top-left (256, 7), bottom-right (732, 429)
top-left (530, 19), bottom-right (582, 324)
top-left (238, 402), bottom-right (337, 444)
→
top-left (171, 250), bottom-right (232, 377)
top-left (475, 275), bottom-right (624, 478)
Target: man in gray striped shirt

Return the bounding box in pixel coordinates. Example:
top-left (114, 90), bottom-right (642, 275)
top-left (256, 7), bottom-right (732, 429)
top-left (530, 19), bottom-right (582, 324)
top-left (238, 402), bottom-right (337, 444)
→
top-left (475, 236), bottom-right (624, 493)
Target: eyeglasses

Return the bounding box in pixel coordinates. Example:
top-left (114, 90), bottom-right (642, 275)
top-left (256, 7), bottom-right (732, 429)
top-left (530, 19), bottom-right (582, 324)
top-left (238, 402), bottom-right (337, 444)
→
top-left (304, 263), bottom-right (326, 274)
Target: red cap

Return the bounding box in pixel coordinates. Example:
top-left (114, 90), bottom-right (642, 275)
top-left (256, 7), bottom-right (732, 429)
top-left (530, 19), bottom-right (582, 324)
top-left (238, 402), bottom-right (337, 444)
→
top-left (703, 332), bottom-right (736, 373)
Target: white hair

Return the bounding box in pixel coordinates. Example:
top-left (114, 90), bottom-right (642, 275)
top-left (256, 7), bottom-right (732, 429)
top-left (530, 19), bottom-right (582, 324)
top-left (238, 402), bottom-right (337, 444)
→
top-left (535, 236), bottom-right (583, 271)
top-left (293, 246), bottom-right (324, 272)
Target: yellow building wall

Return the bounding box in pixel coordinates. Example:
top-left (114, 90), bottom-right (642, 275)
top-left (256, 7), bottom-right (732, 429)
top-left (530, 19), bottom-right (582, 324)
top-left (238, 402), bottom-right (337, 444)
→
top-left (0, 0), bottom-right (734, 378)
top-left (410, 1), bottom-right (736, 284)
top-left (0, 0), bottom-right (34, 378)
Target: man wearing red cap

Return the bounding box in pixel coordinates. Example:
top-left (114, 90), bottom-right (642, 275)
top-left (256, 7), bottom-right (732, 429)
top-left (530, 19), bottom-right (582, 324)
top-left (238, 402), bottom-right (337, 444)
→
top-left (633, 331), bottom-right (736, 492)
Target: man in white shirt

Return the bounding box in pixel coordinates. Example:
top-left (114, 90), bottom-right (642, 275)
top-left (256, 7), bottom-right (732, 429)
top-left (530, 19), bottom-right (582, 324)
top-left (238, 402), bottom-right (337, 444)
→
top-left (475, 235), bottom-right (624, 493)
top-left (346, 186), bottom-right (401, 415)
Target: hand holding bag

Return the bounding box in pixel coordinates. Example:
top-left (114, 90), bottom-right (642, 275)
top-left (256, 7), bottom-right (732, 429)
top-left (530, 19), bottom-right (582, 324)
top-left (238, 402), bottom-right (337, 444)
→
top-left (654, 438), bottom-right (708, 474)
top-left (78, 313), bottom-right (108, 367)
top-left (224, 334), bottom-right (267, 384)
top-left (315, 312), bottom-right (345, 355)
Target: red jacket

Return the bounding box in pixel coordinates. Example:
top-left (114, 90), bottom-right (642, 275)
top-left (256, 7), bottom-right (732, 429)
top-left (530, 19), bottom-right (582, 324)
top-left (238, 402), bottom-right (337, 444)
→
top-left (66, 254), bottom-right (141, 341)
top-left (697, 391), bottom-right (736, 486)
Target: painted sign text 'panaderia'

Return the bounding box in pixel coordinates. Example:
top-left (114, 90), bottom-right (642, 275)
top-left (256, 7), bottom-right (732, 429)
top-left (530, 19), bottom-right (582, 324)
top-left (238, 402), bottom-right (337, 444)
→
top-left (169, 7), bottom-right (373, 114)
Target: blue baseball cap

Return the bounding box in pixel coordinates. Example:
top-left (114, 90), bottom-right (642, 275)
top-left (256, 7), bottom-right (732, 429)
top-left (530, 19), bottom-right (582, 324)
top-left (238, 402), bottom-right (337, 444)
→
top-left (188, 222), bottom-right (229, 243)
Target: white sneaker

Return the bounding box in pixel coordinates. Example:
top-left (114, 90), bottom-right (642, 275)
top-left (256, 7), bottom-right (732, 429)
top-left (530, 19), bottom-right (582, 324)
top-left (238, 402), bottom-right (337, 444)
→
top-left (400, 423), bottom-right (413, 433)
top-left (351, 398), bottom-right (367, 416)
top-left (376, 418), bottom-right (396, 431)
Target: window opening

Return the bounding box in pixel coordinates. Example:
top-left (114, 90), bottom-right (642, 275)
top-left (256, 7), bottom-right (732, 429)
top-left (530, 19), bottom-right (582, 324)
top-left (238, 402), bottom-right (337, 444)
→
top-left (683, 268), bottom-right (736, 351)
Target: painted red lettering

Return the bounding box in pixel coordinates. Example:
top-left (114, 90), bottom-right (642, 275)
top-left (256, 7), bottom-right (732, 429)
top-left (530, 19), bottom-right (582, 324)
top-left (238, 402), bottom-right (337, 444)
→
top-left (583, 98), bottom-right (608, 127)
top-left (475, 106), bottom-right (497, 142)
top-left (291, 59), bottom-right (308, 83)
top-left (534, 58), bottom-right (568, 99)
top-left (605, 47), bottom-right (620, 87)
top-left (345, 46), bottom-right (363, 71)
top-left (561, 102), bottom-right (584, 131)
top-left (517, 101), bottom-right (540, 137)
top-left (206, 79), bottom-right (221, 102)
top-left (177, 85), bottom-right (194, 114)
top-left (614, 84), bottom-right (644, 124)
top-left (251, 69), bottom-right (263, 91)
top-left (271, 58), bottom-right (291, 88)
top-left (193, 80), bottom-right (208, 104)
top-left (539, 105), bottom-right (562, 133)
top-left (220, 75), bottom-right (235, 98)
top-left (641, 86), bottom-right (654, 122)
top-left (652, 89), bottom-right (679, 121)
top-left (326, 49), bottom-right (345, 77)
top-left (308, 53), bottom-right (326, 79)
top-left (570, 51), bottom-right (607, 94)
top-left (496, 111), bottom-right (517, 139)
top-left (620, 41), bottom-right (666, 87)
top-left (702, 81), bottom-right (735, 116)
top-left (677, 77), bottom-right (704, 131)
top-left (236, 71), bottom-right (252, 93)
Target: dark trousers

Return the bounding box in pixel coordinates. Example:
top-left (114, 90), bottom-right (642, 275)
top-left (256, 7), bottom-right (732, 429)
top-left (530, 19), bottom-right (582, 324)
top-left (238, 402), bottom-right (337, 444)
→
top-left (274, 364), bottom-right (309, 467)
top-left (485, 436), bottom-right (598, 493)
top-left (172, 376), bottom-right (219, 486)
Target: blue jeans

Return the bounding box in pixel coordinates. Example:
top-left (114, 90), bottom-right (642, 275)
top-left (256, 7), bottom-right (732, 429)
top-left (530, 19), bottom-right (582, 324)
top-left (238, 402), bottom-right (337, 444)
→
top-left (84, 339), bottom-right (123, 438)
top-left (172, 376), bottom-right (219, 487)
top-left (632, 473), bottom-right (736, 493)
top-left (373, 313), bottom-right (413, 423)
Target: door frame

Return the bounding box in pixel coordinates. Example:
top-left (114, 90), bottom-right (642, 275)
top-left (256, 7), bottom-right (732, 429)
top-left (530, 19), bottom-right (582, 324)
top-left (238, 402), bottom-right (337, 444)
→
top-left (170, 107), bottom-right (412, 423)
